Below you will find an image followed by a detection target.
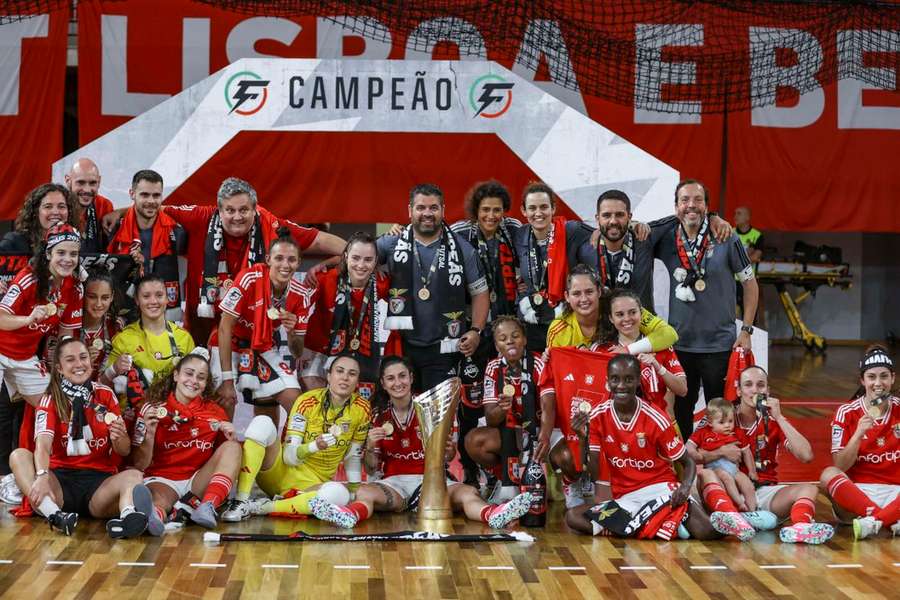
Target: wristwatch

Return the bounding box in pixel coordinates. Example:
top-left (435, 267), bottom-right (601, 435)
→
top-left (35, 469), bottom-right (48, 477)
top-left (741, 325), bottom-right (754, 334)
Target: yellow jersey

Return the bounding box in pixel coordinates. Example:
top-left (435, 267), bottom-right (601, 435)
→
top-left (546, 308), bottom-right (677, 350)
top-left (106, 321), bottom-right (196, 380)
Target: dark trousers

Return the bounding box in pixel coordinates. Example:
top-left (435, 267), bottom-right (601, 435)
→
top-left (403, 340), bottom-right (460, 396)
top-left (0, 384), bottom-right (24, 475)
top-left (524, 323), bottom-right (548, 354)
top-left (673, 349), bottom-right (731, 439)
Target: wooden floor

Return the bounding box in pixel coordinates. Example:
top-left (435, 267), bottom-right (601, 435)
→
top-left (0, 343), bottom-right (898, 599)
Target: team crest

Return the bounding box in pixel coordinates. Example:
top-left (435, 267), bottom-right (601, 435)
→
top-left (401, 438), bottom-right (410, 448)
top-left (358, 383), bottom-right (374, 400)
top-left (238, 352), bottom-right (252, 372)
top-left (191, 427), bottom-right (199, 438)
top-left (330, 331), bottom-right (346, 354)
top-left (443, 311), bottom-right (465, 338)
top-left (342, 421), bottom-right (350, 434)
top-left (877, 437), bottom-right (885, 447)
top-left (257, 362), bottom-right (271, 379)
top-left (620, 442), bottom-right (629, 453)
top-left (166, 281), bottom-right (178, 305)
top-left (636, 432), bottom-right (646, 448)
top-left (206, 286), bottom-right (218, 303)
top-left (757, 434), bottom-right (766, 450)
top-left (585, 375), bottom-right (594, 385)
top-left (893, 424), bottom-right (900, 438)
top-left (388, 288), bottom-right (407, 314)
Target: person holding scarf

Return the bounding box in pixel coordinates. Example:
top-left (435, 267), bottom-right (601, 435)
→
top-left (213, 232), bottom-right (305, 423)
top-left (513, 182), bottom-right (593, 353)
top-left (310, 355), bottom-right (533, 529)
top-left (64, 158), bottom-right (114, 254)
top-left (652, 179), bottom-right (758, 438)
top-left (376, 183), bottom-right (489, 393)
top-left (298, 231), bottom-right (391, 398)
top-left (130, 349), bottom-right (240, 535)
top-left (9, 338), bottom-right (145, 538)
top-left (106, 170), bottom-right (187, 323)
top-left (81, 270), bottom-right (124, 378)
top-left (221, 354), bottom-right (369, 522)
top-left (821, 346), bottom-right (900, 540)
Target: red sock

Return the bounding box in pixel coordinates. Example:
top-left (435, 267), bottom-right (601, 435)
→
top-left (789, 498), bottom-right (815, 524)
top-left (154, 506), bottom-right (166, 523)
top-left (825, 474), bottom-right (877, 518)
top-left (480, 505), bottom-right (493, 523)
top-left (702, 482), bottom-right (739, 513)
top-left (346, 501), bottom-right (370, 522)
top-left (874, 494), bottom-right (900, 525)
top-left (201, 474), bottom-right (233, 507)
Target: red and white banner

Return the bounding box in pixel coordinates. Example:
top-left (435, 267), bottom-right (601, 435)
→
top-left (0, 7), bottom-right (69, 220)
top-left (74, 1), bottom-right (900, 231)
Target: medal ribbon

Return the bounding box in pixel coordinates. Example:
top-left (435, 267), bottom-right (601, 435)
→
top-left (412, 237), bottom-right (444, 295)
top-left (527, 223), bottom-right (554, 295)
top-left (596, 231), bottom-right (635, 289)
top-left (675, 218), bottom-right (710, 283)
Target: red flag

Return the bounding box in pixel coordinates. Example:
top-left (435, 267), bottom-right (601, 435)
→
top-left (724, 348), bottom-right (755, 402)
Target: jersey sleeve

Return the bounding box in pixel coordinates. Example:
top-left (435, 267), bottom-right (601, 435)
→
top-left (687, 426), bottom-right (706, 449)
top-left (34, 395), bottom-right (58, 440)
top-left (105, 329), bottom-right (129, 368)
top-left (727, 235), bottom-right (755, 281)
top-left (831, 405), bottom-right (856, 453)
top-left (0, 270), bottom-right (31, 315)
top-left (279, 218), bottom-right (319, 251)
top-left (285, 396), bottom-right (312, 440)
top-left (638, 308), bottom-right (678, 351)
top-left (482, 360), bottom-right (499, 405)
top-left (588, 410), bottom-right (603, 453)
top-left (60, 282), bottom-right (84, 330)
top-left (537, 357), bottom-right (555, 394)
top-left (660, 348), bottom-right (685, 377)
top-left (656, 418), bottom-right (686, 461)
top-left (218, 282), bottom-right (247, 318)
top-left (162, 205), bottom-right (216, 234)
top-left (351, 398), bottom-right (371, 443)
top-left (534, 356), bottom-right (554, 397)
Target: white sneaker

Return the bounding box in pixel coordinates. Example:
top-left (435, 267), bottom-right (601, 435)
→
top-left (0, 477), bottom-right (23, 505)
top-left (220, 498), bottom-right (254, 522)
top-left (852, 516), bottom-right (882, 540)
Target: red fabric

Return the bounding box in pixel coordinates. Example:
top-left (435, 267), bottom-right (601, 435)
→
top-left (875, 494), bottom-right (900, 526)
top-left (108, 206), bottom-right (178, 258)
top-left (690, 425), bottom-right (742, 453)
top-left (595, 343), bottom-right (683, 412)
top-left (637, 498), bottom-right (689, 541)
top-left (825, 473), bottom-right (878, 518)
top-left (201, 473), bottom-right (233, 507)
top-left (11, 498), bottom-right (34, 519)
top-left (724, 348), bottom-right (755, 402)
top-left (0, 266), bottom-right (83, 360)
top-left (347, 501), bottom-right (370, 522)
top-left (734, 413), bottom-right (785, 485)
top-left (372, 408), bottom-right (424, 478)
top-left (830, 396), bottom-right (900, 485)
top-left (88, 195), bottom-right (115, 229)
top-left (544, 217), bottom-right (569, 306)
top-left (701, 482), bottom-right (739, 514)
top-left (19, 404), bottom-right (35, 451)
top-left (482, 354), bottom-right (548, 427)
top-left (790, 497), bottom-right (816, 525)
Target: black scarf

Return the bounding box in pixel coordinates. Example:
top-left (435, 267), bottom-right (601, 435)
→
top-left (81, 203), bottom-right (102, 253)
top-left (496, 354), bottom-right (537, 485)
top-left (62, 379), bottom-right (94, 456)
top-left (199, 210), bottom-right (266, 317)
top-left (329, 272), bottom-right (380, 382)
top-left (385, 223), bottom-right (466, 337)
top-left (597, 231), bottom-right (635, 290)
top-left (460, 221), bottom-right (518, 319)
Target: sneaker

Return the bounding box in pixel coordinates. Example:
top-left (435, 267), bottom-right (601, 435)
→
top-left (891, 522), bottom-right (900, 537)
top-left (47, 510), bottom-right (78, 536)
top-left (190, 501), bottom-right (219, 529)
top-left (710, 511), bottom-right (756, 542)
top-left (220, 498), bottom-right (253, 522)
top-left (852, 516), bottom-right (882, 540)
top-left (0, 478), bottom-right (23, 505)
top-left (487, 492), bottom-right (533, 529)
top-left (779, 522), bottom-right (835, 545)
top-left (106, 511), bottom-right (148, 539)
top-left (563, 483), bottom-right (586, 509)
top-left (741, 510), bottom-right (778, 531)
top-left (310, 496), bottom-right (358, 529)
top-left (133, 484), bottom-right (164, 537)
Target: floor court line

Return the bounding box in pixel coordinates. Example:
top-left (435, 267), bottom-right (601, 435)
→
top-left (334, 565), bottom-right (370, 570)
top-left (760, 565), bottom-right (796, 570)
top-left (47, 561), bottom-right (83, 566)
top-left (117, 562), bottom-right (155, 567)
top-left (549, 566), bottom-right (586, 571)
top-left (262, 564), bottom-right (299, 569)
top-left (826, 564), bottom-right (862, 569)
top-left (620, 566), bottom-right (657, 571)
top-left (190, 563), bottom-right (226, 568)
top-left (405, 566), bottom-right (443, 571)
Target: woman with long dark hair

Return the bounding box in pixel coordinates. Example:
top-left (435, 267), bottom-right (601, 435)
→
top-left (0, 183), bottom-right (79, 253)
top-left (81, 270), bottom-right (124, 378)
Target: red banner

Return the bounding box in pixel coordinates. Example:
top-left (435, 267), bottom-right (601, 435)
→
top-left (0, 8), bottom-right (69, 220)
top-left (75, 1), bottom-right (900, 231)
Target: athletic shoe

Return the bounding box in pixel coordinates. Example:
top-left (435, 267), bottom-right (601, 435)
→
top-left (106, 511), bottom-right (148, 539)
top-left (779, 522), bottom-right (835, 545)
top-left (677, 524), bottom-right (691, 539)
top-left (741, 510), bottom-right (778, 531)
top-left (890, 522), bottom-right (900, 537)
top-left (710, 511), bottom-right (756, 541)
top-left (47, 510), bottom-right (78, 536)
top-left (0, 476), bottom-right (22, 505)
top-left (190, 501), bottom-right (218, 529)
top-left (852, 516), bottom-right (882, 540)
top-left (310, 496), bottom-right (358, 529)
top-left (489, 484), bottom-right (519, 505)
top-left (133, 484), bottom-right (164, 537)
top-left (487, 492), bottom-right (533, 529)
top-left (220, 498), bottom-right (253, 522)
top-left (563, 483), bottom-right (586, 509)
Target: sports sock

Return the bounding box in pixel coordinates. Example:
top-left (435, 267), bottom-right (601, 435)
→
top-left (789, 498), bottom-right (816, 524)
top-left (38, 496), bottom-right (61, 517)
top-left (271, 491), bottom-right (316, 516)
top-left (702, 482), bottom-right (739, 513)
top-left (346, 501), bottom-right (370, 522)
top-left (874, 493), bottom-right (900, 526)
top-left (120, 504), bottom-right (136, 517)
top-left (825, 474), bottom-right (877, 518)
top-left (202, 474), bottom-right (233, 507)
top-left (236, 439), bottom-right (266, 502)
top-left (479, 504), bottom-right (493, 523)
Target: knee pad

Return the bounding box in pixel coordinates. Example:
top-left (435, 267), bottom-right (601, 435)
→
top-left (244, 415), bottom-right (277, 447)
top-left (317, 481), bottom-right (350, 506)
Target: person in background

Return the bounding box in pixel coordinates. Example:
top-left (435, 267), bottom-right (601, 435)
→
top-left (733, 206), bottom-right (765, 328)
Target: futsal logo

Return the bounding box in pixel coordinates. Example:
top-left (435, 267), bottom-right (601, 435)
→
top-left (225, 71), bottom-right (270, 116)
top-left (469, 74), bottom-right (514, 118)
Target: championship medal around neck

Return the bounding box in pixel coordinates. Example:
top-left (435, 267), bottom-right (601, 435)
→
top-left (44, 302), bottom-right (58, 316)
top-left (693, 278), bottom-right (706, 292)
top-left (103, 412), bottom-right (117, 425)
top-left (381, 422), bottom-right (394, 436)
top-left (349, 338), bottom-right (361, 351)
top-left (502, 384), bottom-right (516, 397)
top-left (532, 293), bottom-right (543, 306)
top-left (91, 338), bottom-right (104, 350)
top-left (267, 307), bottom-right (280, 320)
top-left (418, 287), bottom-right (431, 301)
top-left (578, 400), bottom-right (591, 414)
top-left (329, 423), bottom-right (342, 437)
top-left (156, 406), bottom-right (168, 419)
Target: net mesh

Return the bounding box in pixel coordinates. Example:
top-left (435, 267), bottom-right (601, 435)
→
top-left (2, 1), bottom-right (897, 113)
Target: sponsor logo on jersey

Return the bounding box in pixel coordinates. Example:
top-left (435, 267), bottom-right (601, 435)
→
top-left (164, 439), bottom-right (214, 452)
top-left (610, 456), bottom-right (655, 470)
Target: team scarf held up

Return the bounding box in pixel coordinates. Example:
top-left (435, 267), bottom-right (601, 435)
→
top-left (62, 378), bottom-right (97, 456)
top-left (459, 221), bottom-right (518, 317)
top-left (81, 202), bottom-right (101, 253)
top-left (385, 222), bottom-right (466, 337)
top-left (673, 217), bottom-right (711, 303)
top-left (198, 210), bottom-right (275, 318)
top-left (108, 207), bottom-right (181, 307)
top-left (494, 353), bottom-right (538, 486)
top-left (596, 229), bottom-right (635, 291)
top-left (527, 216), bottom-right (569, 306)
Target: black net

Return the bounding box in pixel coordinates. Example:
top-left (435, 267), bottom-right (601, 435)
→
top-left (2, 1), bottom-right (898, 114)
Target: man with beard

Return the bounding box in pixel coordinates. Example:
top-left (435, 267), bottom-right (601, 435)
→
top-left (65, 158), bottom-right (114, 253)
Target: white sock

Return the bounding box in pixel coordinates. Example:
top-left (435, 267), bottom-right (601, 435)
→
top-left (120, 504), bottom-right (135, 518)
top-left (38, 496), bottom-right (61, 517)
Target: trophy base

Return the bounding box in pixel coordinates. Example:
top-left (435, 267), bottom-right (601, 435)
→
top-left (417, 515), bottom-right (455, 534)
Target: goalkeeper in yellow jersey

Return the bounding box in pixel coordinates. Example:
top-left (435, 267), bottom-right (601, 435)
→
top-left (221, 355), bottom-right (370, 520)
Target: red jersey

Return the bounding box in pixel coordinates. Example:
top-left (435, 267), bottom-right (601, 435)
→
top-left (831, 396), bottom-right (900, 485)
top-left (133, 393), bottom-right (229, 480)
top-left (588, 399), bottom-right (685, 498)
top-left (0, 267), bottom-right (83, 360)
top-left (593, 343), bottom-right (683, 412)
top-left (373, 407), bottom-right (424, 477)
top-left (483, 354), bottom-right (550, 427)
top-left (81, 317), bottom-right (124, 377)
top-left (163, 205), bottom-right (318, 327)
top-left (734, 414), bottom-right (785, 485)
top-left (211, 264), bottom-right (307, 349)
top-left (300, 268), bottom-right (390, 355)
top-left (689, 425), bottom-right (741, 452)
top-left (34, 383), bottom-right (121, 473)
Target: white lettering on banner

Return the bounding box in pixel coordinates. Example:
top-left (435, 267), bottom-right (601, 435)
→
top-left (0, 15), bottom-right (49, 116)
top-left (226, 17), bottom-right (302, 63)
top-left (406, 17), bottom-right (486, 61)
top-left (857, 450), bottom-right (900, 464)
top-left (837, 29), bottom-right (900, 130)
top-left (164, 439), bottom-right (214, 452)
top-left (633, 24), bottom-right (703, 125)
top-left (750, 27), bottom-right (824, 128)
top-left (101, 15), bottom-right (168, 116)
top-left (610, 456), bottom-right (655, 470)
top-left (317, 16), bottom-right (392, 59)
top-left (288, 73), bottom-right (453, 111)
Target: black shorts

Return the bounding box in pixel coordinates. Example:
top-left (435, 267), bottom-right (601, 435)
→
top-left (52, 468), bottom-right (112, 516)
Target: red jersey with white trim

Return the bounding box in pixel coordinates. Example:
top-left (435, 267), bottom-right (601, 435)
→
top-left (133, 392), bottom-right (229, 480)
top-left (831, 396), bottom-right (900, 485)
top-left (588, 399), bottom-right (685, 498)
top-left (373, 407), bottom-right (424, 477)
top-left (211, 263), bottom-right (306, 349)
top-left (733, 415), bottom-right (785, 485)
top-left (81, 317), bottom-right (124, 378)
top-left (482, 354), bottom-right (550, 426)
top-left (593, 343), bottom-right (683, 412)
top-left (34, 384), bottom-right (121, 473)
top-left (0, 267), bottom-right (83, 360)
top-left (689, 426), bottom-right (741, 452)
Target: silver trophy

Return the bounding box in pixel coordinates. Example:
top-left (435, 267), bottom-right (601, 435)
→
top-left (413, 377), bottom-right (461, 532)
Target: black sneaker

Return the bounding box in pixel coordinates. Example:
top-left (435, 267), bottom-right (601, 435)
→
top-left (106, 511), bottom-right (148, 539)
top-left (48, 511), bottom-right (78, 536)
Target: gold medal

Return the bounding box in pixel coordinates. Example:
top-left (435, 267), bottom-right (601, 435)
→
top-left (502, 384), bottom-right (516, 397)
top-left (694, 279), bottom-right (706, 292)
top-left (349, 339), bottom-right (361, 350)
top-left (156, 406), bottom-right (168, 419)
top-left (578, 400), bottom-right (591, 414)
top-left (418, 288), bottom-right (431, 301)
top-left (91, 338), bottom-right (104, 351)
top-left (103, 412), bottom-right (117, 425)
top-left (329, 424), bottom-right (342, 438)
top-left (267, 307), bottom-right (280, 320)
top-left (532, 293), bottom-right (543, 306)
top-left (381, 422), bottom-right (394, 436)
top-left (44, 302), bottom-right (58, 316)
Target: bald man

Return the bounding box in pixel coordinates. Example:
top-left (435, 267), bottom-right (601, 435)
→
top-left (65, 158), bottom-right (114, 253)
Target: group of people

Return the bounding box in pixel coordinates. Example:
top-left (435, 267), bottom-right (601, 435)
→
top-left (0, 164), bottom-right (895, 546)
